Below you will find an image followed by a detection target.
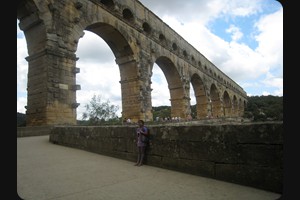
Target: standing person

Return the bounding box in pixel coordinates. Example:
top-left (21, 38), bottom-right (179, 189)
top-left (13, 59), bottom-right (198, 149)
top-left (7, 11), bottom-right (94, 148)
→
top-left (134, 120), bottom-right (149, 166)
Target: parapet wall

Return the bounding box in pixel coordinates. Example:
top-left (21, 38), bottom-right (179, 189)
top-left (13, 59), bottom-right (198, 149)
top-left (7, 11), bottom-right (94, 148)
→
top-left (17, 126), bottom-right (54, 137)
top-left (49, 122), bottom-right (283, 193)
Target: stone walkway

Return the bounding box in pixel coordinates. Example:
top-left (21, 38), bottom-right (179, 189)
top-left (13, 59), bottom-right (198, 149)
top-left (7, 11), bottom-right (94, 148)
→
top-left (17, 135), bottom-right (281, 200)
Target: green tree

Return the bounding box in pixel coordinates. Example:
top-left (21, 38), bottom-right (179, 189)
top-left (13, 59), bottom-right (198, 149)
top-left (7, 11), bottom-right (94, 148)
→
top-left (152, 106), bottom-right (171, 120)
top-left (244, 95), bottom-right (283, 121)
top-left (82, 94), bottom-right (119, 125)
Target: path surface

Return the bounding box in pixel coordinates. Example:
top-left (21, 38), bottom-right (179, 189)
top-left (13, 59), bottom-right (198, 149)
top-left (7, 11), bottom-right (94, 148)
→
top-left (17, 135), bottom-right (281, 200)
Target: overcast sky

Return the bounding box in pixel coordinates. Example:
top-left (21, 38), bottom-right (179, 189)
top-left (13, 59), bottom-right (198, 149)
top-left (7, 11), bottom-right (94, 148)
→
top-left (17, 0), bottom-right (283, 119)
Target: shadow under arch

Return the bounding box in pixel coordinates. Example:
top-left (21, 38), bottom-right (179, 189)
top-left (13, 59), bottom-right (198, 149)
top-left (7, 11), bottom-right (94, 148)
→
top-left (209, 83), bottom-right (222, 118)
top-left (190, 73), bottom-right (208, 119)
top-left (223, 90), bottom-right (232, 117)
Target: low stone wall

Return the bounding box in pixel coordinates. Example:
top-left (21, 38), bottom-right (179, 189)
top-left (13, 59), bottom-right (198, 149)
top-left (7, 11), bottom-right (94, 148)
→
top-left (49, 122), bottom-right (283, 193)
top-left (17, 126), bottom-right (54, 137)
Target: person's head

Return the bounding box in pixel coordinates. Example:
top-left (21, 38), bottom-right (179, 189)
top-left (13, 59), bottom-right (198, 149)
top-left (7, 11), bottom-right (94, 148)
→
top-left (138, 120), bottom-right (144, 126)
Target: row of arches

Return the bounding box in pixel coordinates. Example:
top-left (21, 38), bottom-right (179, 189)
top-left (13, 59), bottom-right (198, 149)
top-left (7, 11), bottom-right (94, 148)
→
top-left (150, 57), bottom-right (246, 120)
top-left (93, 0), bottom-right (242, 92)
top-left (17, 0), bottom-right (247, 125)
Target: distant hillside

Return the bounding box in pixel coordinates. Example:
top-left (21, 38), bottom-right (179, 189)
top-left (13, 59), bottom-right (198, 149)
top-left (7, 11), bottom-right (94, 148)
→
top-left (17, 112), bottom-right (26, 127)
top-left (153, 95), bottom-right (283, 121)
top-left (244, 95), bottom-right (283, 121)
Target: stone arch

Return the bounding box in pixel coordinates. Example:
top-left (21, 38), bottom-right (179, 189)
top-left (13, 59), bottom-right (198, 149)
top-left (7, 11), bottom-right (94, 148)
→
top-left (17, 0), bottom-right (150, 125)
top-left (122, 8), bottom-right (135, 23)
top-left (209, 84), bottom-right (222, 118)
top-left (223, 91), bottom-right (232, 117)
top-left (83, 23), bottom-right (147, 122)
top-left (155, 56), bottom-right (187, 119)
top-left (232, 95), bottom-right (238, 117)
top-left (85, 23), bottom-right (133, 58)
top-left (243, 99), bottom-right (247, 117)
top-left (142, 22), bottom-right (152, 34)
top-left (190, 73), bottom-right (207, 119)
top-left (172, 42), bottom-right (178, 51)
top-left (158, 33), bottom-right (167, 46)
top-left (238, 98), bottom-right (244, 117)
top-left (17, 0), bottom-right (248, 126)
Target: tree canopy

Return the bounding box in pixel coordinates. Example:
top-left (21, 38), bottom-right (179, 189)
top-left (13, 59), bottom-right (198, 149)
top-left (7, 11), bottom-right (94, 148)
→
top-left (244, 95), bottom-right (283, 121)
top-left (81, 94), bottom-right (119, 125)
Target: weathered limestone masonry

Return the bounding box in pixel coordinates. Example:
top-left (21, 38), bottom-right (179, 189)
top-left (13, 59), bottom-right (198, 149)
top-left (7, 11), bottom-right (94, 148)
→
top-left (17, 0), bottom-right (247, 126)
top-left (49, 122), bottom-right (283, 194)
top-left (17, 126), bottom-right (54, 137)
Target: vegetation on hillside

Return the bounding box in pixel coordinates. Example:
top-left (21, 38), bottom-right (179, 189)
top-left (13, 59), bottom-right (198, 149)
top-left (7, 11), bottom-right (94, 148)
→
top-left (243, 95), bottom-right (283, 121)
top-left (153, 95), bottom-right (283, 121)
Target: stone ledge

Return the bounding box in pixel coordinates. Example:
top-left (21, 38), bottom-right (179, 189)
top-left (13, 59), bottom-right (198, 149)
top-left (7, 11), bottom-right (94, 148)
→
top-left (17, 126), bottom-right (54, 137)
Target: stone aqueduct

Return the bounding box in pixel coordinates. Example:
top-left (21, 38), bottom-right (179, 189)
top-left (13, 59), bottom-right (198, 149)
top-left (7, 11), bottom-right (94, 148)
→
top-left (17, 0), bottom-right (247, 126)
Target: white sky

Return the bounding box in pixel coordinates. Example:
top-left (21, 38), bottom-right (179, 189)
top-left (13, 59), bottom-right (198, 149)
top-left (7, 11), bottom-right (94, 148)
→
top-left (17, 0), bottom-right (283, 119)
